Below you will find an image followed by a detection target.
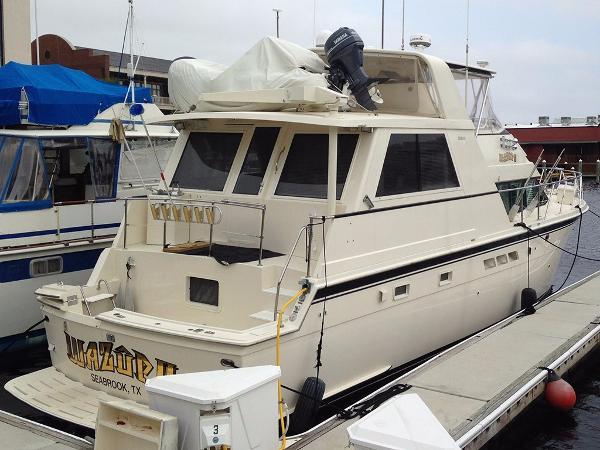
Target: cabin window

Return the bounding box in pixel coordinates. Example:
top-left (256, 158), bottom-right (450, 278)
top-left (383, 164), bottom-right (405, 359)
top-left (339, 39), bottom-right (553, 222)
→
top-left (88, 139), bottom-right (118, 198)
top-left (275, 133), bottom-right (358, 199)
top-left (394, 284), bottom-right (410, 300)
top-left (496, 179), bottom-right (541, 214)
top-left (189, 277), bottom-right (219, 307)
top-left (119, 138), bottom-right (172, 183)
top-left (172, 132), bottom-right (242, 191)
top-left (3, 138), bottom-right (49, 203)
top-left (439, 271), bottom-right (453, 285)
top-left (38, 137), bottom-right (119, 203)
top-left (233, 127), bottom-right (280, 195)
top-left (30, 256), bottom-right (63, 277)
top-left (0, 137), bottom-right (24, 197)
top-left (376, 134), bottom-right (458, 197)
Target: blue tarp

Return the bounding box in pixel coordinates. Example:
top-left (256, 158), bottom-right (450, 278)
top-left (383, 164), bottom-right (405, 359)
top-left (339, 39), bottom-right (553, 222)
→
top-left (0, 62), bottom-right (153, 126)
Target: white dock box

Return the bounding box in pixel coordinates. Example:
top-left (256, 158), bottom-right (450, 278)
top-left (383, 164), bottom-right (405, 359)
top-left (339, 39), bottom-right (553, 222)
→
top-left (146, 365), bottom-right (281, 450)
top-left (346, 394), bottom-right (460, 450)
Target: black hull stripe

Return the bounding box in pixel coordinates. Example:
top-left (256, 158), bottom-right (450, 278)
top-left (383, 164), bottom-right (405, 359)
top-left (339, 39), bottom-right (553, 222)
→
top-left (313, 217), bottom-right (577, 303)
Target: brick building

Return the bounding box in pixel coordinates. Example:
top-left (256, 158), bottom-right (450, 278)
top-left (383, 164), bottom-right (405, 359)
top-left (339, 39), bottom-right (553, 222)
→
top-left (507, 116), bottom-right (600, 177)
top-left (31, 34), bottom-right (174, 111)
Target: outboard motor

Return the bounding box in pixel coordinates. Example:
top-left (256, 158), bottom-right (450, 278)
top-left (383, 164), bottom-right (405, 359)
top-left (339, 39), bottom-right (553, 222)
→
top-left (324, 27), bottom-right (378, 111)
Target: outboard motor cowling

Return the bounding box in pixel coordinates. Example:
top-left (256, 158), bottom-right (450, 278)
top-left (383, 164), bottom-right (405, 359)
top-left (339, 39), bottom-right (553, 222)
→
top-left (324, 27), bottom-right (377, 111)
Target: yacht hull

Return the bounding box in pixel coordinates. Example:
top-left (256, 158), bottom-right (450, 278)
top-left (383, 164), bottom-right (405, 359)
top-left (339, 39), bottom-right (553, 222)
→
top-left (25, 222), bottom-right (572, 427)
top-left (0, 244), bottom-right (111, 343)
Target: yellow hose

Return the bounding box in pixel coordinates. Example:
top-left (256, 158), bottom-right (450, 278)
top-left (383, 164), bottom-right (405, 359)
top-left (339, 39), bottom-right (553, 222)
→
top-left (276, 287), bottom-right (307, 450)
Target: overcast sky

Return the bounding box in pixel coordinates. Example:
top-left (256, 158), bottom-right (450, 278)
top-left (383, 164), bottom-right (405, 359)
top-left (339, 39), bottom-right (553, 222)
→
top-left (32, 0), bottom-right (600, 124)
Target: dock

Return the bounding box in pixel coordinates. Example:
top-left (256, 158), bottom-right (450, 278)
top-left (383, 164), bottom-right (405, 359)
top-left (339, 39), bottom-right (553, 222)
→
top-left (0, 410), bottom-right (91, 450)
top-left (291, 271), bottom-right (600, 449)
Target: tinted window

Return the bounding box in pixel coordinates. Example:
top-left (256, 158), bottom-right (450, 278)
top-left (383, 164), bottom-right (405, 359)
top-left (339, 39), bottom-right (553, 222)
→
top-left (233, 127), bottom-right (280, 195)
top-left (172, 132), bottom-right (242, 191)
top-left (189, 277), bottom-right (219, 307)
top-left (275, 134), bottom-right (358, 199)
top-left (377, 134), bottom-right (458, 197)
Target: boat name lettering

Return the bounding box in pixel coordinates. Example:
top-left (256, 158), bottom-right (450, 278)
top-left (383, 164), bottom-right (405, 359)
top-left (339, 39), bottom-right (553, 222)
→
top-left (64, 332), bottom-right (178, 383)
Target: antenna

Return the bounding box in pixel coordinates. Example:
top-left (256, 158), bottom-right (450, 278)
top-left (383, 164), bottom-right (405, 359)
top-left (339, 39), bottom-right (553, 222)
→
top-left (313, 0), bottom-right (317, 46)
top-left (381, 0), bottom-right (385, 48)
top-left (464, 0), bottom-right (470, 108)
top-left (401, 0), bottom-right (406, 51)
top-left (128, 0), bottom-right (136, 104)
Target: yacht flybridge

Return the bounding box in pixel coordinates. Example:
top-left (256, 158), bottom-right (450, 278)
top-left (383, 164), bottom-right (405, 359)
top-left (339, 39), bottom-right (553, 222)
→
top-left (7, 30), bottom-right (585, 432)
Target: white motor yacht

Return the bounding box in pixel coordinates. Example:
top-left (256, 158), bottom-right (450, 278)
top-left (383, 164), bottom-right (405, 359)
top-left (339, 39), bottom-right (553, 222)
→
top-left (0, 99), bottom-right (177, 345)
top-left (6, 31), bottom-right (585, 431)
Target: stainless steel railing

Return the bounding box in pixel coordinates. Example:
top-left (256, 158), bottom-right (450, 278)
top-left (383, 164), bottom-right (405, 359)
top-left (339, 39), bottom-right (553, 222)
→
top-left (123, 196), bottom-right (267, 265)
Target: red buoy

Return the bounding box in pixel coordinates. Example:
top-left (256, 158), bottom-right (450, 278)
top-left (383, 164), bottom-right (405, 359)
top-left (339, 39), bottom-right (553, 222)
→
top-left (540, 367), bottom-right (576, 411)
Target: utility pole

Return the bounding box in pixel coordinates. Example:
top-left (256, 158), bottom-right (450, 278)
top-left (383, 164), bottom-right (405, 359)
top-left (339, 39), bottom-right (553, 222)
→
top-left (380, 0), bottom-right (385, 48)
top-left (273, 8), bottom-right (282, 38)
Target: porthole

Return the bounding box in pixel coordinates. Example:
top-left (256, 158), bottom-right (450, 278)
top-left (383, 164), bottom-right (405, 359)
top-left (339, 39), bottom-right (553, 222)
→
top-left (484, 258), bottom-right (496, 269)
top-left (394, 284), bottom-right (410, 300)
top-left (439, 271), bottom-right (453, 286)
top-left (496, 254), bottom-right (508, 265)
top-left (30, 256), bottom-right (63, 278)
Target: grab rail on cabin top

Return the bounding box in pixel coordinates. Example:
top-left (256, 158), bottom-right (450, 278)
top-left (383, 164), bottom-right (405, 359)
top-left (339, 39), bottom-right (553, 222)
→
top-left (122, 196), bottom-right (267, 265)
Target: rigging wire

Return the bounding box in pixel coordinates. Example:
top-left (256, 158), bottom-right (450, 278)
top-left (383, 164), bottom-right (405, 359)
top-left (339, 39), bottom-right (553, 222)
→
top-left (117, 7), bottom-right (130, 77)
top-left (516, 207), bottom-right (599, 262)
top-left (557, 206), bottom-right (583, 291)
top-left (314, 219), bottom-right (328, 383)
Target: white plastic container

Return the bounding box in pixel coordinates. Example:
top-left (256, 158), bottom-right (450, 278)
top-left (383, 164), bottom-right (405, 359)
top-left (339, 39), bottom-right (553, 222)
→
top-left (95, 400), bottom-right (178, 450)
top-left (346, 393), bottom-right (460, 450)
top-left (146, 365), bottom-right (281, 450)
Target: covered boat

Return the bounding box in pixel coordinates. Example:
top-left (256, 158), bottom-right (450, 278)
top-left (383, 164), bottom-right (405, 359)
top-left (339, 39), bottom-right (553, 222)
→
top-left (6, 32), bottom-right (585, 439)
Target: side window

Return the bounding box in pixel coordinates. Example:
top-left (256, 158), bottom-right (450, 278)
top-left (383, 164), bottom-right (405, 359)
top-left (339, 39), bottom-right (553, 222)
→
top-left (88, 139), bottom-right (118, 199)
top-left (171, 132), bottom-right (242, 191)
top-left (30, 256), bottom-right (63, 277)
top-left (4, 138), bottom-right (49, 203)
top-left (275, 134), bottom-right (358, 199)
top-left (233, 127), bottom-right (280, 195)
top-left (376, 134), bottom-right (459, 197)
top-left (0, 137), bottom-right (23, 197)
top-left (189, 277), bottom-right (219, 307)
top-left (39, 137), bottom-right (100, 203)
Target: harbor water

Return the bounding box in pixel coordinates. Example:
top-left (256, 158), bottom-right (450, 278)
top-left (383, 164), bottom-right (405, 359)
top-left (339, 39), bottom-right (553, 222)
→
top-left (2, 181), bottom-right (600, 448)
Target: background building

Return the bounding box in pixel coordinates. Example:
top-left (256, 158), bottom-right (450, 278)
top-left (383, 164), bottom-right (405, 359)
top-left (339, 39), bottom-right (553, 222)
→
top-left (31, 34), bottom-right (174, 111)
top-left (1, 0), bottom-right (32, 65)
top-left (507, 116), bottom-right (600, 177)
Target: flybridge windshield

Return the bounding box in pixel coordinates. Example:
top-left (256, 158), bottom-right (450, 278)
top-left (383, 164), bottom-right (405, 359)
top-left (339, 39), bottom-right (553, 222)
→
top-left (363, 55), bottom-right (440, 116)
top-left (452, 70), bottom-right (503, 133)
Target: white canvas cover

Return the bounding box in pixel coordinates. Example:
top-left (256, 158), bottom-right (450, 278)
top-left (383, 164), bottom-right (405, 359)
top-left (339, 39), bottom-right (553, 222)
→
top-left (168, 37), bottom-right (328, 112)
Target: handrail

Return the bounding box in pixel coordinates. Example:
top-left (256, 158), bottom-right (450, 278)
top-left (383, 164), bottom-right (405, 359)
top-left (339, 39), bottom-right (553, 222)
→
top-left (273, 224), bottom-right (310, 321)
top-left (124, 195), bottom-right (267, 265)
